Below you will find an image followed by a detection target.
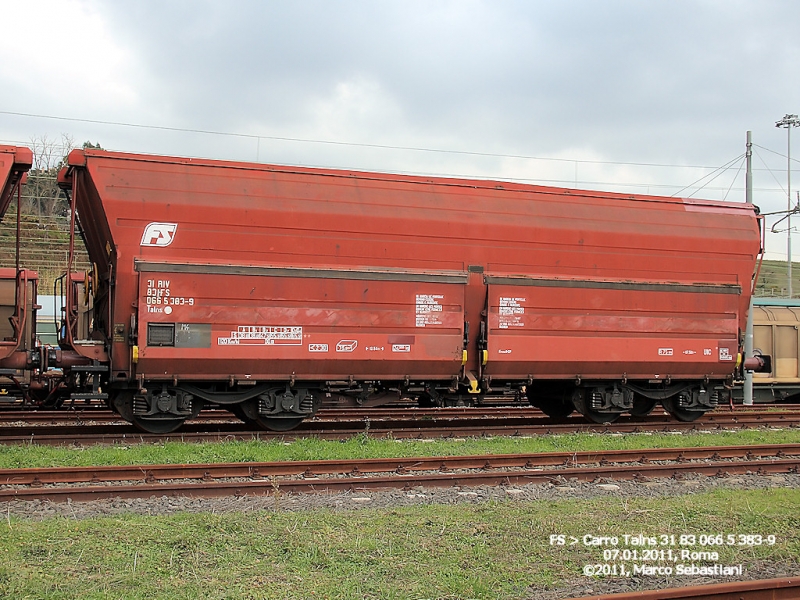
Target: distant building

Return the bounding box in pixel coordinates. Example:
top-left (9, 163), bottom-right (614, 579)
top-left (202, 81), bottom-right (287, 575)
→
top-left (36, 295), bottom-right (63, 346)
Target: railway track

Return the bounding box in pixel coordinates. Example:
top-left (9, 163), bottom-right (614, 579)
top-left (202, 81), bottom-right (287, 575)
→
top-left (575, 576), bottom-right (800, 599)
top-left (0, 407), bottom-right (800, 445)
top-left (1, 404), bottom-right (797, 425)
top-left (0, 409), bottom-right (798, 446)
top-left (1, 443), bottom-right (797, 502)
top-left (0, 406), bottom-right (541, 424)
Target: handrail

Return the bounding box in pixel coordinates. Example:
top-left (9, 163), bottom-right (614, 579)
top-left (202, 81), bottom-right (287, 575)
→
top-left (0, 178), bottom-right (30, 360)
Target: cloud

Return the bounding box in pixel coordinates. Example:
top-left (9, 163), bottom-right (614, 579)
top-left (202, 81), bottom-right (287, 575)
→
top-left (2, 0), bottom-right (799, 244)
top-left (0, 0), bottom-right (146, 117)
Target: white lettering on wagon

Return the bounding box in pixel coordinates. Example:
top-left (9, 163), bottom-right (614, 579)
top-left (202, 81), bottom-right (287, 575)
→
top-left (141, 222), bottom-right (177, 247)
top-left (144, 280), bottom-right (194, 309)
top-left (217, 326), bottom-right (302, 346)
top-left (392, 344), bottom-right (411, 353)
top-left (416, 294), bottom-right (444, 327)
top-left (498, 297), bottom-right (526, 329)
top-left (308, 343), bottom-right (329, 353)
top-left (658, 348), bottom-right (674, 356)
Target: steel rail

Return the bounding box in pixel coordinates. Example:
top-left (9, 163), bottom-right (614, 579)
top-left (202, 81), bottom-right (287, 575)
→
top-left (0, 444), bottom-right (797, 502)
top-left (574, 575), bottom-right (800, 599)
top-left (0, 410), bottom-right (798, 433)
top-left (0, 411), bottom-right (798, 446)
top-left (0, 405), bottom-right (797, 425)
top-left (0, 406), bottom-right (547, 424)
top-left (1, 443), bottom-right (798, 485)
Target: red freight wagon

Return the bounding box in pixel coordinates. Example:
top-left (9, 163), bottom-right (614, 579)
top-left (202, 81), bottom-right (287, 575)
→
top-left (55, 149), bottom-right (761, 432)
top-left (0, 146), bottom-right (36, 368)
top-left (0, 145), bottom-right (32, 223)
top-left (0, 147), bottom-right (55, 404)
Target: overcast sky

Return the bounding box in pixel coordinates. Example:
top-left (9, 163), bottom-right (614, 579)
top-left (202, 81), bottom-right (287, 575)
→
top-left (2, 0), bottom-right (799, 258)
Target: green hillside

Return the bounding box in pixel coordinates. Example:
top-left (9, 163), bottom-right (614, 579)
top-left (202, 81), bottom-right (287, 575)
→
top-left (0, 208), bottom-right (91, 290)
top-left (754, 259), bottom-right (800, 298)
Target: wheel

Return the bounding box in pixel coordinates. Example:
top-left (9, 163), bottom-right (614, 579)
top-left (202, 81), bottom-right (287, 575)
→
top-left (112, 388), bottom-right (196, 434)
top-left (581, 408), bottom-right (620, 424)
top-left (661, 397), bottom-right (706, 422)
top-left (254, 416), bottom-right (305, 432)
top-left (527, 384), bottom-right (575, 419)
top-left (416, 395), bottom-right (436, 408)
top-left (417, 390), bottom-right (442, 407)
top-left (630, 395), bottom-right (658, 417)
top-left (230, 403), bottom-right (257, 425)
top-left (110, 390), bottom-right (136, 421)
top-left (536, 397), bottom-right (575, 419)
top-left (571, 389), bottom-right (620, 424)
top-left (131, 416), bottom-right (186, 434)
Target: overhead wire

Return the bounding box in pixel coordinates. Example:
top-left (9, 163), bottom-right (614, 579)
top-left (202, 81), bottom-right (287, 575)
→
top-left (754, 143), bottom-right (800, 165)
top-left (754, 148), bottom-right (787, 195)
top-left (722, 156), bottom-right (746, 201)
top-left (1, 110), bottom-right (794, 200)
top-left (670, 154), bottom-right (744, 198)
top-left (0, 109), bottom-right (760, 171)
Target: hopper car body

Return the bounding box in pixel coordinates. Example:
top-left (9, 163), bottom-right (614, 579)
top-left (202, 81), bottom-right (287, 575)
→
top-left (0, 145), bottom-right (765, 431)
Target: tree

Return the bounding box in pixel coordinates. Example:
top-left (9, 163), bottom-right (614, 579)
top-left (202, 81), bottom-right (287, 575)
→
top-left (25, 134), bottom-right (76, 220)
top-left (0, 134), bottom-right (92, 288)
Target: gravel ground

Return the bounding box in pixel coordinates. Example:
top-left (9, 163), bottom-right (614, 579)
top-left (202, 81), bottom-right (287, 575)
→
top-left (2, 472), bottom-right (798, 598)
top-left (2, 471), bottom-right (797, 520)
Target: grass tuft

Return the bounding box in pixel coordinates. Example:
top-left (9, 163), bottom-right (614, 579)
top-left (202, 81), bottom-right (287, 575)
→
top-left (0, 488), bottom-right (797, 598)
top-left (0, 428), bottom-right (798, 469)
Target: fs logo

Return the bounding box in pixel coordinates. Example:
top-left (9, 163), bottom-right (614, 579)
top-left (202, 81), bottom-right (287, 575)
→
top-left (141, 222), bottom-right (178, 247)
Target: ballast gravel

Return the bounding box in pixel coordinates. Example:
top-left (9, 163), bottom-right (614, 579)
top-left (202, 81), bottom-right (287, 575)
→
top-left (1, 472), bottom-right (798, 598)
